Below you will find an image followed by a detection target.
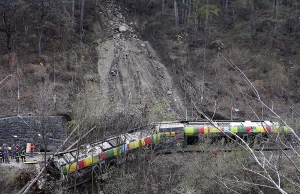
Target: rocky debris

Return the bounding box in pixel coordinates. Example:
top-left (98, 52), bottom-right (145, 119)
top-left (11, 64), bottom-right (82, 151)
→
top-left (119, 25), bottom-right (127, 32)
top-left (96, 0), bottom-right (185, 118)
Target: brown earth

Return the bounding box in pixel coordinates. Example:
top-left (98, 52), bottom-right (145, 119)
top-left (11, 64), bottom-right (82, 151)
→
top-left (0, 153), bottom-right (48, 194)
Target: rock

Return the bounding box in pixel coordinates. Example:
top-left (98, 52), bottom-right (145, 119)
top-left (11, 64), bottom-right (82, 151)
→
top-left (119, 25), bottom-right (127, 32)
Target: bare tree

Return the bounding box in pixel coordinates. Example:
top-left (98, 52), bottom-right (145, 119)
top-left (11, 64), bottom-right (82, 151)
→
top-left (0, 0), bottom-right (26, 53)
top-left (27, 81), bottom-right (56, 193)
top-left (273, 0), bottom-right (280, 35)
top-left (204, 52), bottom-right (300, 193)
top-left (71, 0), bottom-right (75, 31)
top-left (174, 0), bottom-right (179, 33)
top-left (0, 73), bottom-right (14, 90)
top-left (79, 0), bottom-right (85, 35)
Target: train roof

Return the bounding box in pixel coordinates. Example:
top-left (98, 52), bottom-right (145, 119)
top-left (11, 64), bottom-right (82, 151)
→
top-left (156, 120), bottom-right (281, 127)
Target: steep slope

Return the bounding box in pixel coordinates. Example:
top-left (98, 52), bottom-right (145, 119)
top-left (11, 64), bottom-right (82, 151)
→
top-left (0, 0), bottom-right (185, 123)
top-left (1, 0), bottom-right (299, 124)
top-left (94, 1), bottom-right (185, 120)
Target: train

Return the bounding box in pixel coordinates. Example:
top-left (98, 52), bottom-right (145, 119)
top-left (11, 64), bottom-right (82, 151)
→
top-left (156, 120), bottom-right (293, 149)
top-left (45, 130), bottom-right (164, 189)
top-left (44, 120), bottom-right (294, 189)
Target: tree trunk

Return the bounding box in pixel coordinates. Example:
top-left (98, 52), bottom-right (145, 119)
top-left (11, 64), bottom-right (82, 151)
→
top-left (162, 0), bottom-right (165, 13)
top-left (2, 14), bottom-right (12, 52)
top-left (71, 0), bottom-right (75, 30)
top-left (250, 0), bottom-right (255, 42)
top-left (80, 0), bottom-right (85, 34)
top-left (174, 0), bottom-right (179, 33)
top-left (193, 0), bottom-right (199, 37)
top-left (181, 0), bottom-right (186, 24)
top-left (274, 0), bottom-right (280, 35)
top-left (38, 30), bottom-right (42, 61)
top-left (250, 0), bottom-right (254, 13)
top-left (205, 0), bottom-right (209, 33)
top-left (187, 0), bottom-right (191, 29)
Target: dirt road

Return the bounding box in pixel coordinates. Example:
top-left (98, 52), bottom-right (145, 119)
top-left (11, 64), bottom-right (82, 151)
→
top-left (0, 153), bottom-right (51, 169)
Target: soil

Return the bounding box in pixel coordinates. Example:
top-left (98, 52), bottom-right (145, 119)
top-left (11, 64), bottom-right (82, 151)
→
top-left (0, 153), bottom-right (47, 194)
top-left (94, 0), bottom-right (185, 118)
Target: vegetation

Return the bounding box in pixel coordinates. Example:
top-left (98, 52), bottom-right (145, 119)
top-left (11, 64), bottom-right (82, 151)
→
top-left (132, 0), bottom-right (300, 118)
top-left (0, 0), bottom-right (299, 119)
top-left (0, 166), bottom-right (32, 194)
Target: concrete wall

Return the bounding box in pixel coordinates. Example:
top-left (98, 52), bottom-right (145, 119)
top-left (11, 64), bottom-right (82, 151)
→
top-left (0, 116), bottom-right (67, 151)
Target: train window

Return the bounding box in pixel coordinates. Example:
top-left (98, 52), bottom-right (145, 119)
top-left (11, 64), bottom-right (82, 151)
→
top-left (121, 134), bottom-right (131, 143)
top-left (100, 142), bottom-right (112, 150)
top-left (68, 151), bottom-right (86, 161)
top-left (61, 153), bottom-right (75, 164)
top-left (108, 139), bottom-right (117, 147)
top-left (58, 157), bottom-right (67, 166)
top-left (92, 145), bottom-right (102, 152)
top-left (77, 152), bottom-right (87, 160)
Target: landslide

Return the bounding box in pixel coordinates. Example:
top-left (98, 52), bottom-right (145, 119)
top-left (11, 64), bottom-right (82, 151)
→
top-left (95, 1), bottom-right (184, 119)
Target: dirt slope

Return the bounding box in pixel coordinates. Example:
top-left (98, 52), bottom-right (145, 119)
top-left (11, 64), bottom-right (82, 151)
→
top-left (94, 1), bottom-right (185, 119)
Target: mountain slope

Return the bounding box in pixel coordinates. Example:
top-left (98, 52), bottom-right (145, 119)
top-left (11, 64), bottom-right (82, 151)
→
top-left (0, 0), bottom-right (299, 125)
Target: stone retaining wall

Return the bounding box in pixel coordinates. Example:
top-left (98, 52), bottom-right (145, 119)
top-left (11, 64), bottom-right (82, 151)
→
top-left (0, 116), bottom-right (67, 151)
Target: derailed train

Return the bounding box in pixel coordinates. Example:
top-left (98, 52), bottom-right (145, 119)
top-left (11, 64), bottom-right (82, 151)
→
top-left (156, 120), bottom-right (293, 148)
top-left (46, 130), bottom-right (164, 188)
top-left (45, 120), bottom-right (294, 189)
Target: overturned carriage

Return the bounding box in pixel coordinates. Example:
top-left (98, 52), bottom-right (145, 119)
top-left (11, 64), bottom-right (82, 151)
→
top-left (45, 130), bottom-right (162, 190)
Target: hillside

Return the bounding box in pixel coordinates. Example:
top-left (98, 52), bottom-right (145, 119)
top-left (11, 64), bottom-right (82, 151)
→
top-left (0, 0), bottom-right (300, 128)
top-left (1, 1), bottom-right (300, 193)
